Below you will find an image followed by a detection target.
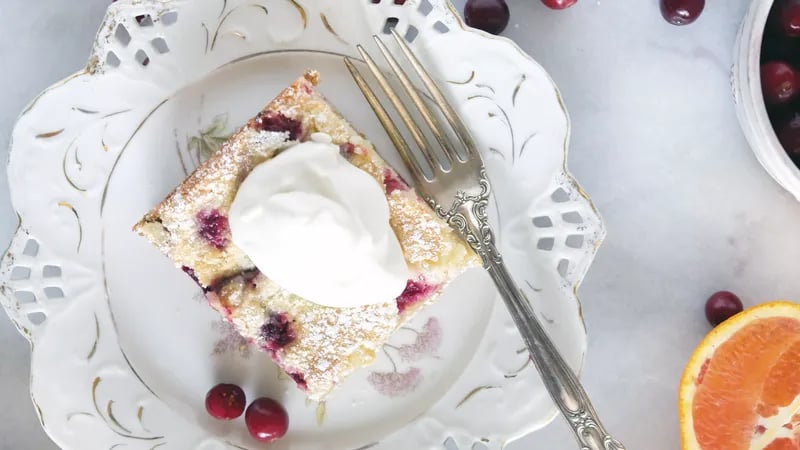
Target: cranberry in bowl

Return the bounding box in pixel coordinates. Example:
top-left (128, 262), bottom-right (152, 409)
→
top-left (734, 0), bottom-right (800, 200)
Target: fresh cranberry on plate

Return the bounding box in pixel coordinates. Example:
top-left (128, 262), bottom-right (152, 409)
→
top-left (245, 397), bottom-right (289, 443)
top-left (541, 0), bottom-right (577, 9)
top-left (464, 0), bottom-right (510, 35)
top-left (705, 291), bottom-right (744, 327)
top-left (761, 61), bottom-right (800, 105)
top-left (660, 0), bottom-right (705, 26)
top-left (205, 383), bottom-right (246, 420)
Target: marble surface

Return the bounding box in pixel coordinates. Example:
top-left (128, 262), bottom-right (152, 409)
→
top-left (2, 0), bottom-right (798, 449)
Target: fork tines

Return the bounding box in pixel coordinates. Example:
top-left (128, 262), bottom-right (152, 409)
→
top-left (344, 28), bottom-right (481, 184)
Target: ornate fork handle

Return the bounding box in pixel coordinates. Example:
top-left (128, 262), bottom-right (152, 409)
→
top-left (429, 169), bottom-right (625, 450)
top-left (487, 265), bottom-right (625, 450)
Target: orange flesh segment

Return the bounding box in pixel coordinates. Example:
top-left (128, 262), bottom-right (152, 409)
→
top-left (692, 317), bottom-right (800, 450)
top-left (761, 340), bottom-right (800, 416)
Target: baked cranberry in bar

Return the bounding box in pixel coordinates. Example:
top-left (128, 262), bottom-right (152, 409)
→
top-left (134, 71), bottom-right (479, 400)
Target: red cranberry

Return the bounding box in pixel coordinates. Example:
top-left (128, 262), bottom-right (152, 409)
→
top-left (705, 291), bottom-right (744, 327)
top-left (464, 0), bottom-right (510, 35)
top-left (260, 312), bottom-right (296, 351)
top-left (541, 0), bottom-right (577, 10)
top-left (205, 383), bottom-right (246, 420)
top-left (761, 61), bottom-right (800, 105)
top-left (196, 209), bottom-right (229, 249)
top-left (254, 111), bottom-right (303, 141)
top-left (289, 372), bottom-right (308, 391)
top-left (339, 143), bottom-right (356, 157)
top-left (383, 169), bottom-right (409, 195)
top-left (660, 0), bottom-right (705, 26)
top-left (780, 0), bottom-right (800, 37)
top-left (396, 278), bottom-right (437, 313)
top-left (245, 398), bottom-right (289, 443)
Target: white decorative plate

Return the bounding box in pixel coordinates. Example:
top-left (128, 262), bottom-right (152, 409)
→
top-left (0, 0), bottom-right (605, 449)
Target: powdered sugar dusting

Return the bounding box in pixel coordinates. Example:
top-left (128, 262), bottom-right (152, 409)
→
top-left (226, 271), bottom-right (399, 400)
top-left (243, 129), bottom-right (291, 155)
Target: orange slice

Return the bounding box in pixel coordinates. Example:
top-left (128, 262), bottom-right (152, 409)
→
top-left (680, 301), bottom-right (800, 450)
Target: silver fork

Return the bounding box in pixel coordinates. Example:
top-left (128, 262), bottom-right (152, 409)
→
top-left (345, 29), bottom-right (625, 450)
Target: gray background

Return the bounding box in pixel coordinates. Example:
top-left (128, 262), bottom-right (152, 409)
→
top-left (3, 0), bottom-right (798, 449)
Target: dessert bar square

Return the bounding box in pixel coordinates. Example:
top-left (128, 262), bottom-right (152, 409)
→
top-left (134, 71), bottom-right (479, 400)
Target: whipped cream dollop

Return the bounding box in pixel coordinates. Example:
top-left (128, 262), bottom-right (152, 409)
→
top-left (229, 134), bottom-right (409, 308)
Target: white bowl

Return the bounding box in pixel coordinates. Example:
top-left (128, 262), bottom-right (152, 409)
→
top-left (734, 0), bottom-right (800, 200)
